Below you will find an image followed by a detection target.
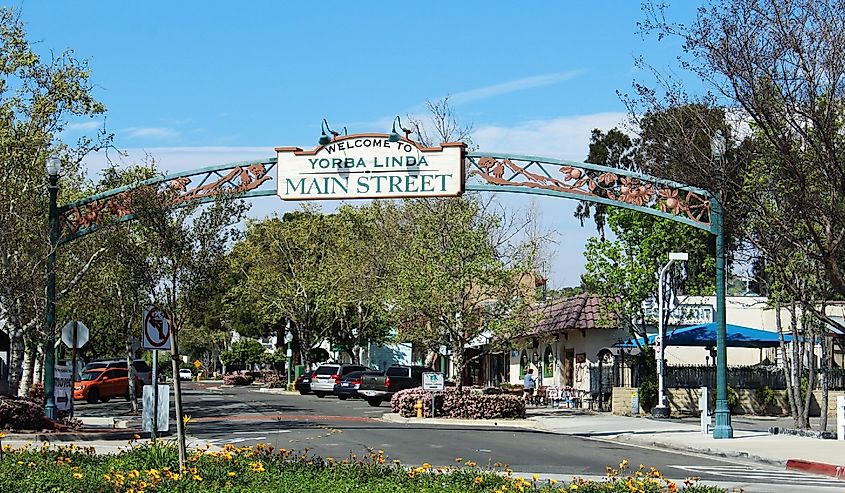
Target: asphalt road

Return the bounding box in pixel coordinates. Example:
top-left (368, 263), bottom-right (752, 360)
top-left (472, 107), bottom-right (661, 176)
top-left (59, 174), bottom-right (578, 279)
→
top-left (74, 382), bottom-right (845, 493)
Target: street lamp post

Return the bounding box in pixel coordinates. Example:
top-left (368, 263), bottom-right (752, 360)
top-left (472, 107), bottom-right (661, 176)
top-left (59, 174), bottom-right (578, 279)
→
top-left (710, 129), bottom-right (733, 439)
top-left (43, 155), bottom-right (61, 420)
top-left (653, 252), bottom-right (687, 419)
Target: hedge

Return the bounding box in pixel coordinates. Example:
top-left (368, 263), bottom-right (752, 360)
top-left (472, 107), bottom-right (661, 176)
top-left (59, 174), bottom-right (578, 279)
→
top-left (391, 387), bottom-right (526, 419)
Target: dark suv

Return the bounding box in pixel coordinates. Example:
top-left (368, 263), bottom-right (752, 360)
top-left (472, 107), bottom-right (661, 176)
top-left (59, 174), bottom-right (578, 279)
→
top-left (310, 364), bottom-right (370, 398)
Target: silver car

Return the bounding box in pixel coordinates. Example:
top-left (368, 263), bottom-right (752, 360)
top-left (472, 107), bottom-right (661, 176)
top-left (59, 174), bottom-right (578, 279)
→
top-left (310, 364), bottom-right (368, 397)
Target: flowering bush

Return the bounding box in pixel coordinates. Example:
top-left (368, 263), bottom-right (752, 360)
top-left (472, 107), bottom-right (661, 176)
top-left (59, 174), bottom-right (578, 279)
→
top-left (222, 373), bottom-right (255, 386)
top-left (0, 395), bottom-right (52, 431)
top-left (0, 441), bottom-right (726, 492)
top-left (391, 387), bottom-right (525, 419)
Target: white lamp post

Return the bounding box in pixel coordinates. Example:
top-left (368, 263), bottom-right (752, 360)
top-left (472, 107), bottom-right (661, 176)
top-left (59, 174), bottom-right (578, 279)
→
top-left (653, 251), bottom-right (688, 418)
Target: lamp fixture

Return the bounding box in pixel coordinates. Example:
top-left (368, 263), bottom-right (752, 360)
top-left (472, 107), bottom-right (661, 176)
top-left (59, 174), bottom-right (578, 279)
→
top-left (46, 154), bottom-right (61, 179)
top-left (319, 119), bottom-right (336, 146)
top-left (388, 116), bottom-right (412, 142)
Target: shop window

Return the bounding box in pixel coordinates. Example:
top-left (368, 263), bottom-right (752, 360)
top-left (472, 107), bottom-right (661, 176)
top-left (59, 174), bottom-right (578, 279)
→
top-left (543, 346), bottom-right (554, 378)
top-left (519, 350), bottom-right (528, 378)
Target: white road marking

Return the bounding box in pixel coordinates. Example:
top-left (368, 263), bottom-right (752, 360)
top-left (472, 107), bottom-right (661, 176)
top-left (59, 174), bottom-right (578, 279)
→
top-left (670, 465), bottom-right (845, 487)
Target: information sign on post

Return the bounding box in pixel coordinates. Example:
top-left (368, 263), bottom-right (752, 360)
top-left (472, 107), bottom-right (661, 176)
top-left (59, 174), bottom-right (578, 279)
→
top-left (142, 307), bottom-right (171, 350)
top-left (422, 372), bottom-right (445, 391)
top-left (54, 366), bottom-right (72, 412)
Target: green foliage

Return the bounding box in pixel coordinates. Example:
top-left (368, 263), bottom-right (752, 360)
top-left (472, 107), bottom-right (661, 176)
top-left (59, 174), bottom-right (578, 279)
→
top-left (638, 377), bottom-right (658, 412)
top-left (726, 385), bottom-right (739, 410)
top-left (583, 207), bottom-right (715, 336)
top-left (0, 442), bottom-right (728, 492)
top-left (219, 339), bottom-right (267, 367)
top-left (755, 386), bottom-right (776, 408)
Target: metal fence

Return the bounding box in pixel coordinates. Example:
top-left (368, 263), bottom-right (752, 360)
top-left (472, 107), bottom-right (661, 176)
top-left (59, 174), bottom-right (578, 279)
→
top-left (662, 365), bottom-right (845, 390)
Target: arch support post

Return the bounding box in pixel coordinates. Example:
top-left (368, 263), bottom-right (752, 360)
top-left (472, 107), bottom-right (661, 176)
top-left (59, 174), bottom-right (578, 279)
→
top-left (712, 198), bottom-right (733, 439)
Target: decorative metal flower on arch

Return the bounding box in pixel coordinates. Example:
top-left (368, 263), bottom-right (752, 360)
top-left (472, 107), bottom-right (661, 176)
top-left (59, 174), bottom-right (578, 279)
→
top-left (57, 159), bottom-right (278, 243)
top-left (464, 153), bottom-right (715, 233)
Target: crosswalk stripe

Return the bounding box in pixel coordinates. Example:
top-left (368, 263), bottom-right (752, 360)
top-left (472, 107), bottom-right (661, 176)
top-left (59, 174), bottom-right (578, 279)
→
top-left (670, 465), bottom-right (845, 487)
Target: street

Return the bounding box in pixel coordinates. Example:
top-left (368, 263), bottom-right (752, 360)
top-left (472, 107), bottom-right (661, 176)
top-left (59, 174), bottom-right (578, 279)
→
top-left (73, 382), bottom-right (845, 492)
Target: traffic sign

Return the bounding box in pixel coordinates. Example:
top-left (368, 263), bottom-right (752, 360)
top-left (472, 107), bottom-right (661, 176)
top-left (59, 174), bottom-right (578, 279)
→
top-left (61, 321), bottom-right (89, 348)
top-left (142, 307), bottom-right (171, 350)
top-left (193, 359), bottom-right (202, 369)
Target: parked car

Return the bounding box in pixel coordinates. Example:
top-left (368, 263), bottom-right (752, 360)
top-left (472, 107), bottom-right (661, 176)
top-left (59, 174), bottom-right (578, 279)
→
top-left (310, 364), bottom-right (369, 398)
top-left (295, 370), bottom-right (316, 395)
top-left (73, 368), bottom-right (141, 404)
top-left (333, 370), bottom-right (383, 400)
top-left (82, 359), bottom-right (152, 386)
top-left (357, 365), bottom-right (434, 407)
top-left (178, 368), bottom-right (193, 381)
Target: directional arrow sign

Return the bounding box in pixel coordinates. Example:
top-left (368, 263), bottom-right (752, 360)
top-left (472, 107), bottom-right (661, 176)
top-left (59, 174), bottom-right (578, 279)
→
top-left (61, 321), bottom-right (89, 348)
top-left (142, 307), bottom-right (171, 350)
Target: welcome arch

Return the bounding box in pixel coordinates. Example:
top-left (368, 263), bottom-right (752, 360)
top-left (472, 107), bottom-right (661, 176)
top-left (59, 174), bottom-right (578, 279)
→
top-left (51, 138), bottom-right (733, 439)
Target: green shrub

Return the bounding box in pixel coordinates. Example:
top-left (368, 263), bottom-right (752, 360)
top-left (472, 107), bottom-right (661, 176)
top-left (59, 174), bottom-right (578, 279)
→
top-left (726, 385), bottom-right (739, 409)
top-left (0, 441), bottom-right (728, 492)
top-left (755, 386), bottom-right (776, 408)
top-left (391, 387), bottom-right (525, 419)
top-left (638, 377), bottom-right (658, 412)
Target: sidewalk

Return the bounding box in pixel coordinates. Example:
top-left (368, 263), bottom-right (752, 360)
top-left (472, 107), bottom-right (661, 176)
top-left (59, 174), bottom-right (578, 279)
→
top-left (385, 409), bottom-right (845, 478)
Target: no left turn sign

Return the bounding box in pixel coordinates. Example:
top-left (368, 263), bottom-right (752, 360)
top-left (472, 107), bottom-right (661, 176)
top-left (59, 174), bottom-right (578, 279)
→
top-left (142, 307), bottom-right (171, 350)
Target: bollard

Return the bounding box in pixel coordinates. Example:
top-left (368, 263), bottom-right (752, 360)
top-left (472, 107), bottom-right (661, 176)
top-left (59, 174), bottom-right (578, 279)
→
top-left (414, 400), bottom-right (424, 418)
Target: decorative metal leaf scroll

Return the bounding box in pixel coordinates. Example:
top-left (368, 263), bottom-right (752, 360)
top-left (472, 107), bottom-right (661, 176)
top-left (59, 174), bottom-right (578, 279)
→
top-left (467, 155), bottom-right (712, 229)
top-left (58, 160), bottom-right (276, 243)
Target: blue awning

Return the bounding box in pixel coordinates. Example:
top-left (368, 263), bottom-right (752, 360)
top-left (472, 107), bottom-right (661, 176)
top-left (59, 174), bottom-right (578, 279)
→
top-left (615, 323), bottom-right (791, 349)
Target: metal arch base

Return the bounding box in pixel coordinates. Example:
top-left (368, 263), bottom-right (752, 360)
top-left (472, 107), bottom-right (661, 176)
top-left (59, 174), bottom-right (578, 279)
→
top-left (53, 150), bottom-right (734, 440)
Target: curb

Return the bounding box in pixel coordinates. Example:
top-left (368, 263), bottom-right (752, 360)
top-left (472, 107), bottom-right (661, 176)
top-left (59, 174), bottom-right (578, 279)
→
top-left (3, 428), bottom-right (149, 442)
top-left (786, 459), bottom-right (845, 480)
top-left (256, 388), bottom-right (300, 395)
top-left (381, 412), bottom-right (536, 429)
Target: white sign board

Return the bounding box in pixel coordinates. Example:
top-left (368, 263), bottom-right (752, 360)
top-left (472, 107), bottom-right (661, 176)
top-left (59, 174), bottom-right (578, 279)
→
top-left (142, 384), bottom-right (170, 433)
top-left (61, 321), bottom-right (89, 348)
top-left (276, 135), bottom-right (465, 201)
top-left (142, 307), bottom-right (171, 350)
top-left (422, 372), bottom-right (444, 391)
top-left (54, 366), bottom-right (73, 412)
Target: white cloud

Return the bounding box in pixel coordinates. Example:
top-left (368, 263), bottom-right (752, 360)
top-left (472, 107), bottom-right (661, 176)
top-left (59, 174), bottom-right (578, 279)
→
top-left (121, 126), bottom-right (181, 140)
top-left (64, 121), bottom-right (102, 132)
top-left (472, 112), bottom-right (630, 160)
top-left (449, 71), bottom-right (584, 106)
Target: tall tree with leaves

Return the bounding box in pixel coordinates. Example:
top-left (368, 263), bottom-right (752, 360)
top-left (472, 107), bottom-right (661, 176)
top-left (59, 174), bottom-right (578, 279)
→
top-left (131, 183), bottom-right (247, 466)
top-left (0, 7), bottom-right (112, 394)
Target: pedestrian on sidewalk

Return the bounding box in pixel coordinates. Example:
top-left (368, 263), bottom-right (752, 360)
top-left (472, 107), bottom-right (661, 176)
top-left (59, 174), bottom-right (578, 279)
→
top-left (523, 368), bottom-right (535, 404)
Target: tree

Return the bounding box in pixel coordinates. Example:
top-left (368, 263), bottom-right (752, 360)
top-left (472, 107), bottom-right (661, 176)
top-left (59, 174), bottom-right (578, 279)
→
top-left (0, 7), bottom-right (111, 394)
top-left (131, 183), bottom-right (247, 466)
top-left (636, 0), bottom-right (845, 430)
top-left (382, 196), bottom-right (541, 391)
top-left (219, 339), bottom-right (267, 371)
top-left (583, 208), bottom-right (715, 339)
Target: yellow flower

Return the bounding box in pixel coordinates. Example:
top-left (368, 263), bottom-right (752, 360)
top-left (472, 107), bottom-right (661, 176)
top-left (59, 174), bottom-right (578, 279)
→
top-left (532, 474), bottom-right (539, 482)
top-left (192, 474), bottom-right (203, 481)
top-left (0, 432), bottom-right (5, 439)
top-left (182, 415), bottom-right (193, 426)
top-left (227, 471), bottom-right (236, 477)
top-left (249, 461), bottom-right (265, 473)
top-left (455, 457), bottom-right (463, 462)
top-left (72, 472), bottom-right (83, 480)
top-left (466, 460), bottom-right (477, 467)
top-left (128, 470), bottom-right (140, 479)
top-left (620, 459), bottom-right (629, 469)
top-left (550, 479), bottom-right (558, 485)
top-left (474, 476), bottom-right (483, 484)
top-left (570, 485), bottom-right (579, 491)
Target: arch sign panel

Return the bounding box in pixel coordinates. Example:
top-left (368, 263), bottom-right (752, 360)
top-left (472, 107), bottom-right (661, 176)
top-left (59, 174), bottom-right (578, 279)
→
top-left (275, 134), bottom-right (465, 200)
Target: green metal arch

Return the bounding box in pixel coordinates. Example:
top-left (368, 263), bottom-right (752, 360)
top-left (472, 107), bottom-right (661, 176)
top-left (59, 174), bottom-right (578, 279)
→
top-left (52, 147), bottom-right (733, 439)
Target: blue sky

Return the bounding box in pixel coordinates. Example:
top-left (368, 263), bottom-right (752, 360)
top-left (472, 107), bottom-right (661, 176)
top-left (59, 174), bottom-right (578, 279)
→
top-left (15, 1), bottom-right (700, 287)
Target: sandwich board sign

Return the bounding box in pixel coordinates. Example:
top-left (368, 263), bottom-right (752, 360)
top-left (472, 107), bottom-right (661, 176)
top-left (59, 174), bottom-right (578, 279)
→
top-left (54, 365), bottom-right (73, 412)
top-left (142, 307), bottom-right (171, 350)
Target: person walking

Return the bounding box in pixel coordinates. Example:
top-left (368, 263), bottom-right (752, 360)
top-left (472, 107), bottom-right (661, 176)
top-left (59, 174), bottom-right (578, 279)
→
top-left (523, 368), bottom-right (535, 404)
